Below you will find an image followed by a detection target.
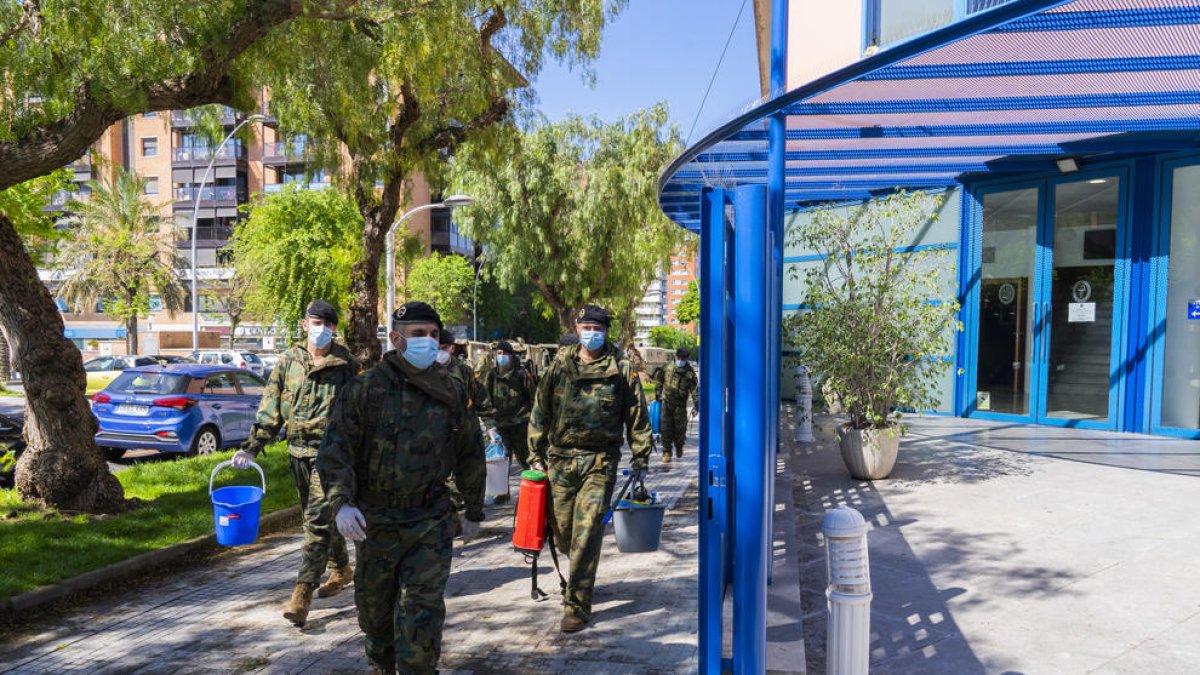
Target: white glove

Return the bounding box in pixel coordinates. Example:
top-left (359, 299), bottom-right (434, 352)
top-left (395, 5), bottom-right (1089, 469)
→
top-left (487, 427), bottom-right (501, 443)
top-left (531, 460), bottom-right (546, 472)
top-left (461, 518), bottom-right (481, 544)
top-left (335, 504), bottom-right (368, 541)
top-left (232, 449), bottom-right (256, 469)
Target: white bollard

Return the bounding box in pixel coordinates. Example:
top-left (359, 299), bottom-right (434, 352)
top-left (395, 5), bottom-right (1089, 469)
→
top-left (823, 506), bottom-right (871, 675)
top-left (794, 365), bottom-right (815, 443)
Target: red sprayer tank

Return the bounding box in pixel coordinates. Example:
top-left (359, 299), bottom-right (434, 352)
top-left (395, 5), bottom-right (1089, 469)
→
top-left (513, 470), bottom-right (548, 553)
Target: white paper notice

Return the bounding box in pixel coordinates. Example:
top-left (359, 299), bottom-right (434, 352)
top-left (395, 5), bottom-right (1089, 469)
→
top-left (1068, 302), bottom-right (1096, 323)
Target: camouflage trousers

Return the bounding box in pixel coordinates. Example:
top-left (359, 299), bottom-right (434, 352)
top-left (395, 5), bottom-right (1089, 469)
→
top-left (356, 512), bottom-right (454, 674)
top-left (547, 449), bottom-right (619, 621)
top-left (661, 400), bottom-right (690, 455)
top-left (289, 456), bottom-right (350, 585)
top-left (497, 422), bottom-right (531, 470)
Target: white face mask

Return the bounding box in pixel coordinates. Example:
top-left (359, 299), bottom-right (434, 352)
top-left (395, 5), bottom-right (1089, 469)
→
top-left (400, 336), bottom-right (440, 370)
top-left (435, 350), bottom-right (452, 365)
top-left (307, 324), bottom-right (333, 348)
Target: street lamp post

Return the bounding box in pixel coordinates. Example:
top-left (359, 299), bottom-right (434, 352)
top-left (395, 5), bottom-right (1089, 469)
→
top-left (384, 194), bottom-right (475, 321)
top-left (472, 252), bottom-right (488, 341)
top-left (191, 113), bottom-right (267, 353)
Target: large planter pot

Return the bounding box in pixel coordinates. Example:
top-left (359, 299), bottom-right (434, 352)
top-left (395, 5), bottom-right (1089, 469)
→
top-left (837, 424), bottom-right (901, 480)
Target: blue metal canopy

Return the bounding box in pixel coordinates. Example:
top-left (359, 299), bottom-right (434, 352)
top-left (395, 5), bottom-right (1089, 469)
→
top-left (659, 0), bottom-right (1200, 229)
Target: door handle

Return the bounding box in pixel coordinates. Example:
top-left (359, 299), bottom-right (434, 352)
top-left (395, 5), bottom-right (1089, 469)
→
top-left (1032, 302), bottom-right (1041, 364)
top-left (212, 403), bottom-right (222, 409)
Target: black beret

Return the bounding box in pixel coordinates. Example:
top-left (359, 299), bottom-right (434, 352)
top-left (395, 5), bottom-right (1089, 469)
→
top-left (558, 333), bottom-right (579, 347)
top-left (676, 348), bottom-right (690, 359)
top-left (575, 304), bottom-right (611, 328)
top-left (392, 301), bottom-right (442, 329)
top-left (495, 340), bottom-right (514, 354)
top-left (439, 329), bottom-right (456, 346)
top-left (305, 299), bottom-right (338, 325)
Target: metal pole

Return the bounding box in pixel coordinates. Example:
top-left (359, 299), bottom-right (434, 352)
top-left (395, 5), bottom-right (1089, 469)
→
top-left (191, 115), bottom-right (263, 353)
top-left (472, 255), bottom-right (485, 341)
top-left (698, 187), bottom-right (728, 674)
top-left (732, 184), bottom-right (769, 675)
top-left (384, 202), bottom-right (441, 321)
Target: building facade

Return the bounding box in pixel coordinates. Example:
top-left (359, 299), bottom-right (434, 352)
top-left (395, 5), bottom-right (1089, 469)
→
top-left (45, 106), bottom-right (472, 355)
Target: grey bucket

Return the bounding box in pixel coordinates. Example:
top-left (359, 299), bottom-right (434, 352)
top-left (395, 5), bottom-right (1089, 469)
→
top-left (612, 501), bottom-right (666, 552)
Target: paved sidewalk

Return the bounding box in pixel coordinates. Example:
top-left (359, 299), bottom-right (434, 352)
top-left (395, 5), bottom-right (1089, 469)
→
top-left (788, 413), bottom-right (1200, 675)
top-left (0, 434), bottom-right (700, 674)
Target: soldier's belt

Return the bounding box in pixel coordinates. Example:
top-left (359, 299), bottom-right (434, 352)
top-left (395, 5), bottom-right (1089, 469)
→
top-left (359, 484), bottom-right (449, 510)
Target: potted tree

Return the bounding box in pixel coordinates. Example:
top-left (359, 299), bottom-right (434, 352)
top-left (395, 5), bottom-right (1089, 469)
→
top-left (786, 191), bottom-right (961, 480)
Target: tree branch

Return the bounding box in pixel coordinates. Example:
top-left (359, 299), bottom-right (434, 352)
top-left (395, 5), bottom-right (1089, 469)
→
top-left (0, 0), bottom-right (40, 44)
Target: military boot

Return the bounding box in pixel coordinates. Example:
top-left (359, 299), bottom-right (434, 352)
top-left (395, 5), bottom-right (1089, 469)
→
top-left (560, 610), bottom-right (588, 633)
top-left (675, 447), bottom-right (683, 458)
top-left (283, 583), bottom-right (314, 627)
top-left (661, 451), bottom-right (672, 464)
top-left (317, 564), bottom-right (353, 598)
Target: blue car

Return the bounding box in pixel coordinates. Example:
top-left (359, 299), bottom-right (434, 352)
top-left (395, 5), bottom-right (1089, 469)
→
top-left (91, 364), bottom-right (267, 461)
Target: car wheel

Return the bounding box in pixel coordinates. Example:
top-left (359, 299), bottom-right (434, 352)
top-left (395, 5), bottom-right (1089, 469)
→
top-left (191, 426), bottom-right (220, 456)
top-left (102, 447), bottom-right (126, 462)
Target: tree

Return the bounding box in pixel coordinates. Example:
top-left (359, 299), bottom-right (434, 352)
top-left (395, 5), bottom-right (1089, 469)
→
top-left (258, 1), bottom-right (621, 364)
top-left (403, 253), bottom-right (475, 327)
top-left (0, 1), bottom-right (432, 513)
top-left (475, 277), bottom-right (560, 344)
top-left (208, 265), bottom-right (252, 342)
top-left (676, 280), bottom-right (699, 325)
top-left (54, 169), bottom-right (187, 355)
top-left (648, 325), bottom-right (698, 353)
top-left (452, 106), bottom-right (684, 332)
top-left (231, 187), bottom-right (362, 332)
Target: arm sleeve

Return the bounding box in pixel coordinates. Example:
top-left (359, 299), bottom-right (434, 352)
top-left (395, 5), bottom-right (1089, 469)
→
top-left (526, 363), bottom-right (558, 466)
top-left (248, 354), bottom-right (288, 452)
top-left (475, 371), bottom-right (496, 430)
top-left (652, 367), bottom-right (665, 401)
top-left (624, 368), bottom-right (652, 469)
top-left (315, 379), bottom-right (364, 515)
top-left (691, 370), bottom-right (700, 406)
top-left (452, 388), bottom-right (487, 522)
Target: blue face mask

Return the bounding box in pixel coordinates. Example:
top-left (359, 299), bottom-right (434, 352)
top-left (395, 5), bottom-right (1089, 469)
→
top-left (308, 324), bottom-right (333, 349)
top-left (676, 359), bottom-right (686, 368)
top-left (579, 330), bottom-right (606, 352)
top-left (497, 354), bottom-right (511, 368)
top-left (401, 336), bottom-right (439, 369)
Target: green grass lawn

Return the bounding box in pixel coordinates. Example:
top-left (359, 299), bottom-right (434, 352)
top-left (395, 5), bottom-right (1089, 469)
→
top-left (0, 442), bottom-right (297, 604)
top-left (0, 385), bottom-right (22, 397)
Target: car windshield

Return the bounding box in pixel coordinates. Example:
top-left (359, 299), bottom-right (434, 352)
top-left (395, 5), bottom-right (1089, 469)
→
top-left (241, 353), bottom-right (261, 363)
top-left (107, 371), bottom-right (190, 396)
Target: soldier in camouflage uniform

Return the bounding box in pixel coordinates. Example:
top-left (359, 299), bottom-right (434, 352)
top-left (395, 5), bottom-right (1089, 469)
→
top-left (318, 302), bottom-right (484, 675)
top-left (528, 305), bottom-right (652, 633)
top-left (478, 340), bottom-right (537, 471)
top-left (438, 330), bottom-right (488, 520)
top-left (232, 300), bottom-right (358, 628)
top-left (653, 347), bottom-right (699, 462)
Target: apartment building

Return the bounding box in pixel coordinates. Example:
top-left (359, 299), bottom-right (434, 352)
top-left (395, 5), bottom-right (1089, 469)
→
top-left (665, 246), bottom-right (698, 331)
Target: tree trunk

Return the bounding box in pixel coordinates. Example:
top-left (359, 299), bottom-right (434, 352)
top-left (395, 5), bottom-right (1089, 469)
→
top-left (127, 315), bottom-right (139, 355)
top-left (345, 210), bottom-right (387, 365)
top-left (0, 215), bottom-right (125, 513)
top-left (554, 305), bottom-right (580, 335)
top-left (0, 325), bottom-right (11, 382)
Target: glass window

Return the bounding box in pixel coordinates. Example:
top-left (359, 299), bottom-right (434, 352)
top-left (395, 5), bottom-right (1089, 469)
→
top-left (1160, 164), bottom-right (1200, 430)
top-left (141, 137), bottom-right (157, 157)
top-left (219, 353), bottom-right (233, 364)
top-left (234, 372), bottom-right (266, 396)
top-left (144, 177), bottom-right (158, 195)
top-left (108, 372), bottom-right (189, 395)
top-left (143, 111), bottom-right (158, 118)
top-left (878, 0), bottom-right (954, 47)
top-left (84, 357), bottom-right (114, 372)
top-left (202, 373), bottom-right (239, 395)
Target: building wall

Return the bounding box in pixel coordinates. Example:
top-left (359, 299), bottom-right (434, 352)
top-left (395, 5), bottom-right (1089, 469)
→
top-left (786, 0), bottom-right (863, 89)
top-left (665, 245), bottom-right (699, 330)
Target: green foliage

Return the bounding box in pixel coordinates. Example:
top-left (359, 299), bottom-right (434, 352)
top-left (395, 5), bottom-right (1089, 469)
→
top-left (404, 253), bottom-right (475, 326)
top-left (475, 277), bottom-right (561, 344)
top-left (0, 443), bottom-right (296, 603)
top-left (648, 325), bottom-right (698, 353)
top-left (231, 187), bottom-right (362, 330)
top-left (451, 106), bottom-right (684, 330)
top-left (785, 191), bottom-right (962, 430)
top-left (1, 169), bottom-right (71, 258)
top-left (676, 280), bottom-right (700, 325)
top-left (54, 168), bottom-right (187, 351)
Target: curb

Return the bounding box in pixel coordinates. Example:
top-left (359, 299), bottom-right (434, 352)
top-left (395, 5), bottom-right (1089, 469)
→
top-left (1, 504), bottom-right (301, 615)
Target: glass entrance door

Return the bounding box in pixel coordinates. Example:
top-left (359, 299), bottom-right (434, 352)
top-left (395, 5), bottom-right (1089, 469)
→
top-left (971, 174), bottom-right (1126, 428)
top-left (1040, 177), bottom-right (1123, 425)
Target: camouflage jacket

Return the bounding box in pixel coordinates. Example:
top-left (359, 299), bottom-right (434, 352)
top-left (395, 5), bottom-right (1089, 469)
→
top-left (316, 352), bottom-right (485, 524)
top-left (249, 342), bottom-right (358, 458)
top-left (443, 356), bottom-right (486, 457)
top-left (528, 343), bottom-right (652, 469)
top-left (654, 362), bottom-right (699, 407)
top-left (478, 364), bottom-right (536, 429)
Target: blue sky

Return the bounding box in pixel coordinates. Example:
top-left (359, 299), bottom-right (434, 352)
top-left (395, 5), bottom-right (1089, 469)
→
top-left (531, 0), bottom-right (761, 145)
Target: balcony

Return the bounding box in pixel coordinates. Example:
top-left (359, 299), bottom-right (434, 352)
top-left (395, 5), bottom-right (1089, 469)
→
top-left (262, 141), bottom-right (310, 166)
top-left (173, 144), bottom-right (247, 164)
top-left (263, 181), bottom-right (330, 194)
top-left (171, 107), bottom-right (238, 128)
top-left (173, 186), bottom-right (245, 207)
top-left (175, 224), bottom-right (235, 248)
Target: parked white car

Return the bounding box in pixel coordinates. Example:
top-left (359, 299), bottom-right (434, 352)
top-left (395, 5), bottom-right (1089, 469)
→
top-left (189, 350), bottom-right (266, 378)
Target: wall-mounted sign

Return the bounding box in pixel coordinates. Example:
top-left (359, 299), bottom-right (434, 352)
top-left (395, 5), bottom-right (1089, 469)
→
top-left (997, 283), bottom-right (1016, 306)
top-left (1189, 299), bottom-right (1200, 321)
top-left (1072, 280), bottom-right (1092, 303)
top-left (976, 391), bottom-right (991, 411)
top-left (1068, 302), bottom-right (1096, 323)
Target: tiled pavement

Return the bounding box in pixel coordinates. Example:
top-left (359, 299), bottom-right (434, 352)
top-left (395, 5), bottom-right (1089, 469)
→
top-left (0, 427), bottom-right (699, 674)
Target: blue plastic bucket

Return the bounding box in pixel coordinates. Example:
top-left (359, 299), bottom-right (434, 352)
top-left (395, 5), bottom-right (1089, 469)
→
top-left (648, 400), bottom-right (662, 434)
top-left (209, 460), bottom-right (266, 547)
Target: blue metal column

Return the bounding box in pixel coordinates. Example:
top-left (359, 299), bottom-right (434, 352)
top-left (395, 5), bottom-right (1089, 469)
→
top-left (698, 187), bottom-right (729, 674)
top-left (766, 0), bottom-right (790, 585)
top-left (732, 184), bottom-right (769, 674)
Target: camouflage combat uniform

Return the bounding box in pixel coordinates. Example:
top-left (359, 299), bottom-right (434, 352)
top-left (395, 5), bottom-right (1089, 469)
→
top-left (478, 363), bottom-right (537, 469)
top-left (445, 356), bottom-right (487, 513)
top-left (247, 342), bottom-right (357, 586)
top-left (528, 343), bottom-right (651, 622)
top-left (317, 351), bottom-right (485, 674)
top-left (654, 361), bottom-right (699, 457)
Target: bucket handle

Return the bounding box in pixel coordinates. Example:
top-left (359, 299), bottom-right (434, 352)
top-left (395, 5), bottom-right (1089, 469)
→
top-left (209, 459), bottom-right (266, 496)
